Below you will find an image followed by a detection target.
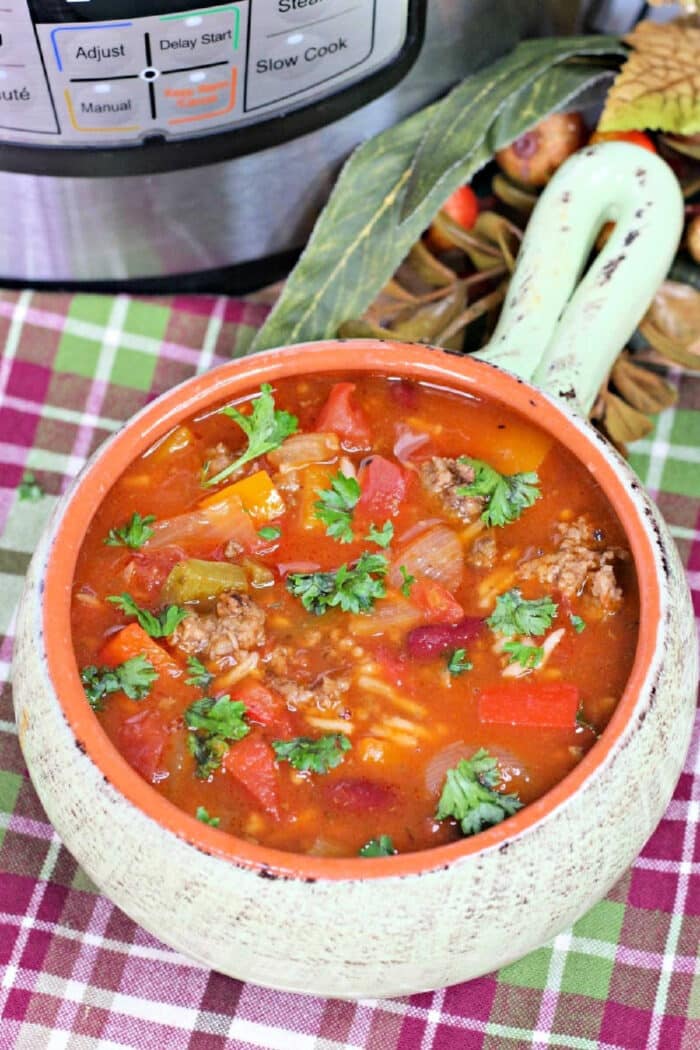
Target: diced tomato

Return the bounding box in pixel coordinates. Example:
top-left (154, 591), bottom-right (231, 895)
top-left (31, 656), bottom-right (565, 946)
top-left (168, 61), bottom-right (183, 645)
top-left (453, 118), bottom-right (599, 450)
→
top-left (230, 678), bottom-right (294, 736)
top-left (314, 383), bottom-right (371, 449)
top-left (589, 130), bottom-right (657, 154)
top-left (100, 623), bottom-right (183, 681)
top-left (326, 778), bottom-right (397, 813)
top-left (410, 578), bottom-right (464, 624)
top-left (478, 682), bottom-right (580, 729)
top-left (357, 455), bottom-right (407, 518)
top-left (124, 547), bottom-right (184, 603)
top-left (223, 732), bottom-right (280, 817)
top-left (117, 708), bottom-right (170, 783)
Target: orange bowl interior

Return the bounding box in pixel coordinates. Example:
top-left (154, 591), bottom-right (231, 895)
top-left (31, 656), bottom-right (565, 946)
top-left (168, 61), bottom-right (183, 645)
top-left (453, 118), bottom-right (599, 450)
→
top-left (42, 341), bottom-right (662, 880)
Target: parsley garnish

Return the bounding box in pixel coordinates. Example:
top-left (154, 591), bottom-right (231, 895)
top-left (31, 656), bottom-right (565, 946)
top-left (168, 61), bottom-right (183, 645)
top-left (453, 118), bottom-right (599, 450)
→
top-left (435, 749), bottom-right (523, 836)
top-left (258, 525), bottom-right (281, 541)
top-left (359, 835), bottom-right (396, 858)
top-left (107, 592), bottom-right (189, 638)
top-left (185, 655), bottom-right (214, 691)
top-left (447, 648), bottom-right (472, 675)
top-left (185, 695), bottom-right (250, 779)
top-left (286, 552), bottom-right (388, 615)
top-left (570, 614), bottom-right (586, 634)
top-left (314, 472), bottom-right (361, 543)
top-left (456, 456), bottom-right (540, 528)
top-left (185, 695), bottom-right (249, 739)
top-left (195, 806), bottom-right (220, 827)
top-left (365, 521), bottom-right (394, 548)
top-left (104, 512), bottom-right (156, 549)
top-left (187, 735), bottom-right (229, 780)
top-left (80, 655), bottom-right (157, 712)
top-left (204, 384), bottom-right (298, 487)
top-left (272, 733), bottom-right (351, 774)
top-left (399, 565), bottom-right (415, 597)
top-left (502, 640), bottom-right (544, 669)
top-left (487, 589), bottom-right (557, 637)
top-left (18, 471), bottom-right (43, 502)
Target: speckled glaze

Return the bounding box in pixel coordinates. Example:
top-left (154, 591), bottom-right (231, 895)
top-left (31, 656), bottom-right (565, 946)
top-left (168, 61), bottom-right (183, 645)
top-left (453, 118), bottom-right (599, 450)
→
top-left (11, 147), bottom-right (697, 998)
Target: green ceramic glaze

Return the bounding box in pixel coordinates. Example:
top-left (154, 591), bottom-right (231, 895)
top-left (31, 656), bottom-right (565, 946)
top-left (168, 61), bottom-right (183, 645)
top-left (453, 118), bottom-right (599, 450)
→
top-left (478, 142), bottom-right (684, 413)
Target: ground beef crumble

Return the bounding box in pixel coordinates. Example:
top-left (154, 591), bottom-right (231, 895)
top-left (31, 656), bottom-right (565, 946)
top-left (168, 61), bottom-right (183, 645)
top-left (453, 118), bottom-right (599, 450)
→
top-left (266, 672), bottom-right (350, 714)
top-left (170, 591), bottom-right (266, 663)
top-left (470, 533), bottom-right (497, 569)
top-left (419, 456), bottom-right (484, 523)
top-left (518, 516), bottom-right (626, 610)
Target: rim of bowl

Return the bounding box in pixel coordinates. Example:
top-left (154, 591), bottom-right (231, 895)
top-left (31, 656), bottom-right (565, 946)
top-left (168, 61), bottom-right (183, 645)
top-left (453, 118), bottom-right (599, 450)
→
top-left (42, 340), bottom-right (662, 881)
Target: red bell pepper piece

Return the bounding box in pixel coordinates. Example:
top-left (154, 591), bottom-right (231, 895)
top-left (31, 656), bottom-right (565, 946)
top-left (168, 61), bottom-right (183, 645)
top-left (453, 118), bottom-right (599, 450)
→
top-left (223, 732), bottom-right (280, 817)
top-left (478, 682), bottom-right (580, 729)
top-left (314, 382), bottom-right (371, 449)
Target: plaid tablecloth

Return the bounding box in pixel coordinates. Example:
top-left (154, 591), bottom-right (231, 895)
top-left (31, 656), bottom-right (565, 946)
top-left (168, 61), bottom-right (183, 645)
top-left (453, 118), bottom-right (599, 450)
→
top-left (0, 288), bottom-right (698, 1050)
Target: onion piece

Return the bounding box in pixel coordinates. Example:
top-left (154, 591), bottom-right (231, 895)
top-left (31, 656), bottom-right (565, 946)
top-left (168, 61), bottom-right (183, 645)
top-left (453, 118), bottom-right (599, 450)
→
top-left (390, 524), bottom-right (464, 592)
top-left (267, 432), bottom-right (339, 472)
top-left (393, 424), bottom-right (430, 465)
top-left (146, 496), bottom-right (258, 554)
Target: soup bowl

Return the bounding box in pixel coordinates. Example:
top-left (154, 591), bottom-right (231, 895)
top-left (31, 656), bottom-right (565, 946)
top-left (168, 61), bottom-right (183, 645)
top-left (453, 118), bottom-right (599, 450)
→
top-left (12, 145), bottom-right (697, 998)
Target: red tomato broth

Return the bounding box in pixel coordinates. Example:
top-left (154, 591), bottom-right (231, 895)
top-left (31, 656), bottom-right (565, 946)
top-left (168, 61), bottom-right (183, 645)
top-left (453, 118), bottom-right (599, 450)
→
top-left (71, 373), bottom-right (640, 858)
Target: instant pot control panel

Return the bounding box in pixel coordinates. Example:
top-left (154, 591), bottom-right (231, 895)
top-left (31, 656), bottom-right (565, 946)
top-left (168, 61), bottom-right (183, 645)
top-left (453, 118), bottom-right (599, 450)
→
top-left (1, 0), bottom-right (414, 149)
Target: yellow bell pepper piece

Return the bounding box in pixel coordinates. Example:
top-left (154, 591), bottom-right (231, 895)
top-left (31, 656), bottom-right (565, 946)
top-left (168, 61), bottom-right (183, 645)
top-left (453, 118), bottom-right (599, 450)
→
top-left (199, 470), bottom-right (285, 525)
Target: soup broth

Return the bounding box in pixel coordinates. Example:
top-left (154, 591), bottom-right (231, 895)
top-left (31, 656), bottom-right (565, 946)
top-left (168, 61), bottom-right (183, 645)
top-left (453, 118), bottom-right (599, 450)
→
top-left (71, 374), bottom-right (639, 857)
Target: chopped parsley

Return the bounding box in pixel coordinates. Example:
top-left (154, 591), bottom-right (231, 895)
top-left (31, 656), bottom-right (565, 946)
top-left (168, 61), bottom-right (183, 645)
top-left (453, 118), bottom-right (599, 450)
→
top-left (447, 648), bottom-right (473, 675)
top-left (104, 512), bottom-right (156, 549)
top-left (502, 640), bottom-right (544, 669)
top-left (359, 835), bottom-right (396, 858)
top-left (18, 471), bottom-right (43, 502)
top-left (195, 806), bottom-right (220, 827)
top-left (185, 695), bottom-right (249, 740)
top-left (314, 471), bottom-right (361, 543)
top-left (106, 592), bottom-right (189, 638)
top-left (286, 552), bottom-right (388, 615)
top-left (272, 733), bottom-right (351, 774)
top-left (456, 456), bottom-right (540, 528)
top-left (185, 695), bottom-right (250, 779)
top-left (487, 589), bottom-right (557, 638)
top-left (187, 734), bottom-right (229, 780)
top-left (365, 521), bottom-right (394, 549)
top-left (258, 525), bottom-right (282, 541)
top-left (185, 655), bottom-right (214, 691)
top-left (204, 383), bottom-right (298, 487)
top-left (435, 749), bottom-right (523, 836)
top-left (398, 565), bottom-right (415, 597)
top-left (80, 655), bottom-right (157, 712)
top-left (570, 614), bottom-right (586, 634)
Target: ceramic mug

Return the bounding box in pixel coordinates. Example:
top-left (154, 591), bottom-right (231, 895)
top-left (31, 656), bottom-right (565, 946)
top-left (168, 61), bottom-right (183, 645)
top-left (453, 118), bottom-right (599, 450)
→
top-left (12, 144), bottom-right (697, 998)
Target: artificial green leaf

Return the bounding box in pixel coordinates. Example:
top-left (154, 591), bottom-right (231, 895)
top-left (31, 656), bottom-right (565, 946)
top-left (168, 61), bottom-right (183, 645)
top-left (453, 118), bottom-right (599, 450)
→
top-left (402, 37), bottom-right (624, 220)
top-left (18, 471), bottom-right (44, 502)
top-left (250, 40), bottom-right (624, 351)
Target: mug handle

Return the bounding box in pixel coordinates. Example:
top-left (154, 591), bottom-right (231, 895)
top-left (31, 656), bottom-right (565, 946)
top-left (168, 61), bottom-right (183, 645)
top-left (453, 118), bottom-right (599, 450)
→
top-left (476, 141), bottom-right (684, 415)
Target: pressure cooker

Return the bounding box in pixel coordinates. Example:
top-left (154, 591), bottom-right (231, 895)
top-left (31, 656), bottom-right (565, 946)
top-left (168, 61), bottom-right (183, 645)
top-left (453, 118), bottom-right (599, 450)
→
top-left (1, 1), bottom-right (579, 287)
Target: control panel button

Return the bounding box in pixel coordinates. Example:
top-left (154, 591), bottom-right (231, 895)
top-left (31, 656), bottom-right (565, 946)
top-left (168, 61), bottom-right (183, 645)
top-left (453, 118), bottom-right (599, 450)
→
top-left (0, 66), bottom-right (58, 133)
top-left (152, 5), bottom-right (242, 73)
top-left (50, 22), bottom-right (143, 77)
top-left (64, 79), bottom-right (146, 132)
top-left (245, 0), bottom-right (376, 111)
top-left (155, 65), bottom-right (238, 128)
